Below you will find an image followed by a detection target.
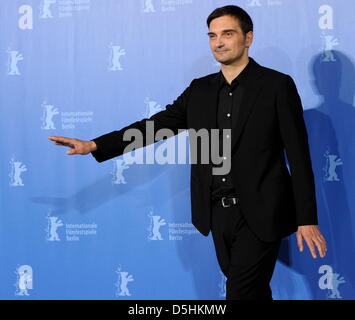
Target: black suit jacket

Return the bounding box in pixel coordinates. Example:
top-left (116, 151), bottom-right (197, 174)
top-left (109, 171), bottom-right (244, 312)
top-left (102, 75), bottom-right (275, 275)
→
top-left (91, 57), bottom-right (318, 242)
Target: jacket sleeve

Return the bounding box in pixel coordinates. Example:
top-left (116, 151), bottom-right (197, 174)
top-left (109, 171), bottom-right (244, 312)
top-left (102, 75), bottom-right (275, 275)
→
top-left (276, 75), bottom-right (318, 226)
top-left (90, 79), bottom-right (195, 163)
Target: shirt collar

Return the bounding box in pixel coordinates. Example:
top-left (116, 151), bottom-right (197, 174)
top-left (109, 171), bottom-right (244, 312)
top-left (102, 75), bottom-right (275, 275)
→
top-left (218, 59), bottom-right (251, 89)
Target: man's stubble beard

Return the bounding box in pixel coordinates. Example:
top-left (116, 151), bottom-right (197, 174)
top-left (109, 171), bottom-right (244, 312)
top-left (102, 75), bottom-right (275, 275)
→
top-left (213, 46), bottom-right (247, 66)
top-left (215, 53), bottom-right (244, 66)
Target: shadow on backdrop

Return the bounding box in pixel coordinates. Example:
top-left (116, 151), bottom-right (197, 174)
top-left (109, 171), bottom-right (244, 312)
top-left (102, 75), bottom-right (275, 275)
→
top-left (300, 50), bottom-right (355, 299)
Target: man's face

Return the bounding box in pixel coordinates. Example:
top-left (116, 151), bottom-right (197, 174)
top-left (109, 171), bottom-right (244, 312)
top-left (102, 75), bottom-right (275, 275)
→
top-left (208, 15), bottom-right (253, 65)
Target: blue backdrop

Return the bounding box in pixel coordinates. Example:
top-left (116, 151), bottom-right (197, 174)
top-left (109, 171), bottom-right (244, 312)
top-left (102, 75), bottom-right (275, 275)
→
top-left (1, 0), bottom-right (354, 300)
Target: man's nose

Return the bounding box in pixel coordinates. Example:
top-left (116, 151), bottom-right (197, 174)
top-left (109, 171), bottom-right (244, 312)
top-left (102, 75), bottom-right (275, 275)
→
top-left (215, 37), bottom-right (224, 48)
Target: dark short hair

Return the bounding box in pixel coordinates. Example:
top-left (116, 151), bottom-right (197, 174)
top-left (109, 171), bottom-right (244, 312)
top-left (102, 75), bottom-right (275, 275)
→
top-left (206, 5), bottom-right (253, 36)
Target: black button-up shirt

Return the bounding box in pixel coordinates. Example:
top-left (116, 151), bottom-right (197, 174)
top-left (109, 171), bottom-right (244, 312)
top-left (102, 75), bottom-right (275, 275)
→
top-left (210, 61), bottom-right (250, 200)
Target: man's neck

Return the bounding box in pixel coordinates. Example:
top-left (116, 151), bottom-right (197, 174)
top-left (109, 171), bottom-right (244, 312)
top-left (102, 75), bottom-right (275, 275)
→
top-left (221, 56), bottom-right (250, 85)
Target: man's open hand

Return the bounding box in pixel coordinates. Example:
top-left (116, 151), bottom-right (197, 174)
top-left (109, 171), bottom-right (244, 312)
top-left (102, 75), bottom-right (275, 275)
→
top-left (297, 225), bottom-right (327, 259)
top-left (48, 136), bottom-right (97, 155)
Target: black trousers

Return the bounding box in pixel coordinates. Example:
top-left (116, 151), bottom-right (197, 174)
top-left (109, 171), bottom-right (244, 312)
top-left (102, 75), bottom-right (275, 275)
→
top-left (211, 200), bottom-right (282, 300)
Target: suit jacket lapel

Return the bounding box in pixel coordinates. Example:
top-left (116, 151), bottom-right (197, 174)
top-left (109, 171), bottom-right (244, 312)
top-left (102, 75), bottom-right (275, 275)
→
top-left (231, 58), bottom-right (264, 152)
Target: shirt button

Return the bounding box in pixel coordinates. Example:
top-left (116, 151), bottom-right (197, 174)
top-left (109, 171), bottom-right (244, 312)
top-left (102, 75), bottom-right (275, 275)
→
top-left (227, 113), bottom-right (230, 117)
top-left (229, 92), bottom-right (233, 96)
top-left (222, 178), bottom-right (226, 182)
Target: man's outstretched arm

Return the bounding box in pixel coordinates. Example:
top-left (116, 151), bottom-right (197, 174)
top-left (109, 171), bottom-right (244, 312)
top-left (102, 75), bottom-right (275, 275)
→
top-left (48, 136), bottom-right (97, 155)
top-left (49, 79), bottom-right (195, 160)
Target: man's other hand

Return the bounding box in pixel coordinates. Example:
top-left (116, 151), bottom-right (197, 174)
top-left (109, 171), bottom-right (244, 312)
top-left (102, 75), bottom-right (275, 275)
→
top-left (297, 225), bottom-right (327, 259)
top-left (48, 136), bottom-right (97, 155)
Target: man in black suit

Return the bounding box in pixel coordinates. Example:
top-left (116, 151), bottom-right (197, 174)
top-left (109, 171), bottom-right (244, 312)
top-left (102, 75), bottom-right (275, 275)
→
top-left (49, 5), bottom-right (327, 300)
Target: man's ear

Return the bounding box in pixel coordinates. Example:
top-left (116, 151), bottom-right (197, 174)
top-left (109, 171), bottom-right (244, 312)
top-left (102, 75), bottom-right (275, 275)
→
top-left (245, 31), bottom-right (253, 48)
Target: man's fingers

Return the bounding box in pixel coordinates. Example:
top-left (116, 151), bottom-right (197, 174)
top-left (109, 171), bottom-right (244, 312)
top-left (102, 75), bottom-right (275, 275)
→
top-left (66, 148), bottom-right (77, 155)
top-left (306, 237), bottom-right (327, 258)
top-left (297, 231), bottom-right (303, 252)
top-left (49, 135), bottom-right (66, 142)
top-left (316, 236), bottom-right (327, 257)
top-left (313, 239), bottom-right (324, 258)
top-left (54, 141), bottom-right (72, 147)
top-left (304, 238), bottom-right (317, 258)
top-left (298, 233), bottom-right (327, 258)
top-left (49, 136), bottom-right (91, 155)
top-left (312, 230), bottom-right (327, 257)
top-left (298, 226), bottom-right (328, 259)
top-left (49, 136), bottom-right (74, 145)
top-left (49, 136), bottom-right (77, 151)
